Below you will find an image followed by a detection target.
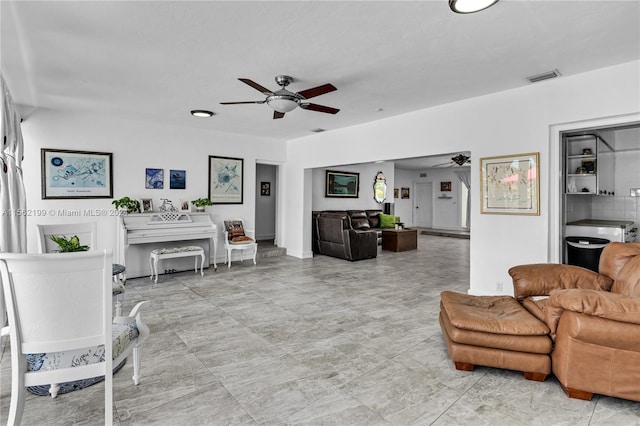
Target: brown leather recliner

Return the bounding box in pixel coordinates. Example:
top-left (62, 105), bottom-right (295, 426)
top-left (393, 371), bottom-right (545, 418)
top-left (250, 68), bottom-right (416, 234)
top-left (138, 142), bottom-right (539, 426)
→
top-left (509, 242), bottom-right (640, 402)
top-left (314, 213), bottom-right (378, 261)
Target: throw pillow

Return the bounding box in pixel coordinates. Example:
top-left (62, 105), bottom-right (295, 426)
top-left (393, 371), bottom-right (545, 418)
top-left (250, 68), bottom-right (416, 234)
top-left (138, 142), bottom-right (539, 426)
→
top-left (224, 220), bottom-right (245, 240)
top-left (231, 235), bottom-right (254, 245)
top-left (379, 213), bottom-right (396, 228)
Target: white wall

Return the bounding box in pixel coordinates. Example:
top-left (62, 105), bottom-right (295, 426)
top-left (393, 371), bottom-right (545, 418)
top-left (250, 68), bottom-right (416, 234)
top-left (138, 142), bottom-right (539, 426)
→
top-left (394, 167), bottom-right (469, 230)
top-left (282, 61), bottom-right (640, 296)
top-left (311, 162), bottom-right (395, 211)
top-left (393, 168), bottom-right (417, 226)
top-left (20, 110), bottom-right (286, 263)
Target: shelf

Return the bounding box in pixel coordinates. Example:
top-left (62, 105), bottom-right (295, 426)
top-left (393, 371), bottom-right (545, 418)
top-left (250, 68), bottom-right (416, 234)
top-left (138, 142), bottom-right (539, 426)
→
top-left (567, 154), bottom-right (597, 159)
top-left (567, 173), bottom-right (596, 177)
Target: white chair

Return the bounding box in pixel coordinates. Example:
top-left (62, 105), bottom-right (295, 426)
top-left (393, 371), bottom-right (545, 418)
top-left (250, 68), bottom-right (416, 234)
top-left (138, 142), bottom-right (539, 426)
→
top-left (0, 250), bottom-right (150, 425)
top-left (36, 222), bottom-right (126, 316)
top-left (36, 222), bottom-right (98, 253)
top-left (223, 219), bottom-right (258, 269)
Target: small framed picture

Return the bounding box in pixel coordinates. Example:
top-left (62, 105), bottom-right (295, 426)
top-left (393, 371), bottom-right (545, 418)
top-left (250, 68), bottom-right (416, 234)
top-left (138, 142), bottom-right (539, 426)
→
top-left (179, 199), bottom-right (190, 212)
top-left (440, 181), bottom-right (452, 191)
top-left (140, 198), bottom-right (153, 213)
top-left (170, 169), bottom-right (186, 189)
top-left (394, 188), bottom-right (399, 199)
top-left (146, 168), bottom-right (164, 189)
top-left (401, 187), bottom-right (410, 199)
top-left (261, 181), bottom-right (271, 196)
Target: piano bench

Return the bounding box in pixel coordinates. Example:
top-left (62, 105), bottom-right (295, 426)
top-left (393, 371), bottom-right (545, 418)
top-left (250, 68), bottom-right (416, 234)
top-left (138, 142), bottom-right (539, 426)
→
top-left (149, 246), bottom-right (205, 283)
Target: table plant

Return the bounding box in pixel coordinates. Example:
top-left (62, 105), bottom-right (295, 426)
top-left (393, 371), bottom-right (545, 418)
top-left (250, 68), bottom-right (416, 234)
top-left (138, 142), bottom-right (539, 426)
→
top-left (112, 196), bottom-right (141, 213)
top-left (191, 197), bottom-right (213, 212)
top-left (49, 235), bottom-right (90, 252)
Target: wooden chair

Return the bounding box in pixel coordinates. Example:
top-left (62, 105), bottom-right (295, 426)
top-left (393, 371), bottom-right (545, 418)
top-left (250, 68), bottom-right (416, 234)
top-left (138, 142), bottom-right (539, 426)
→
top-left (0, 250), bottom-right (150, 425)
top-left (223, 219), bottom-right (258, 269)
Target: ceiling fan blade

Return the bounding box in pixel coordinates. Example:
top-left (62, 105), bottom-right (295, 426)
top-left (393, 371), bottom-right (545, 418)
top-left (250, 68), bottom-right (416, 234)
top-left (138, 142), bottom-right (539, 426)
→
top-left (297, 83), bottom-right (337, 100)
top-left (433, 162), bottom-right (453, 167)
top-left (219, 100), bottom-right (265, 105)
top-left (238, 78), bottom-right (273, 95)
top-left (273, 111), bottom-right (285, 119)
top-left (299, 103), bottom-right (340, 114)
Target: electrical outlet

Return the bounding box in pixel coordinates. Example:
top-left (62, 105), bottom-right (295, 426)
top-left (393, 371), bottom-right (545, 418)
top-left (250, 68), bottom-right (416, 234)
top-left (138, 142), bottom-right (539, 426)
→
top-left (496, 282), bottom-right (503, 292)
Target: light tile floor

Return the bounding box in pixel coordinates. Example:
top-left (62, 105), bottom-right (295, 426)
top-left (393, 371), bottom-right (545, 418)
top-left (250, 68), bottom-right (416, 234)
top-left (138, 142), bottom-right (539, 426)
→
top-left (2, 235), bottom-right (639, 425)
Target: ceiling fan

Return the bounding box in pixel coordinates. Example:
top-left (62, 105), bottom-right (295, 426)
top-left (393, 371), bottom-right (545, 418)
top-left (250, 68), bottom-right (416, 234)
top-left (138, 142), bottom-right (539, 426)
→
top-left (220, 75), bottom-right (340, 119)
top-left (434, 154), bottom-right (471, 167)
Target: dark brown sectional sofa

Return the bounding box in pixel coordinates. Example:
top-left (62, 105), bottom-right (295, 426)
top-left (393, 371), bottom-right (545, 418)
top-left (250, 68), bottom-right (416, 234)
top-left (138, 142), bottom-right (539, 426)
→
top-left (312, 210), bottom-right (383, 261)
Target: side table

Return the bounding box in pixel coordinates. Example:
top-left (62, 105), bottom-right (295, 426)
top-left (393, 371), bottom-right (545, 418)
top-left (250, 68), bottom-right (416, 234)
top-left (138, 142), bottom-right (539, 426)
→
top-left (382, 228), bottom-right (418, 252)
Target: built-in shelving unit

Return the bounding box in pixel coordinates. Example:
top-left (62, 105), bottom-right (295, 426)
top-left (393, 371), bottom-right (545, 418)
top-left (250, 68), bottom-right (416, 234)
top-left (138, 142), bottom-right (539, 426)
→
top-left (564, 134), bottom-right (614, 196)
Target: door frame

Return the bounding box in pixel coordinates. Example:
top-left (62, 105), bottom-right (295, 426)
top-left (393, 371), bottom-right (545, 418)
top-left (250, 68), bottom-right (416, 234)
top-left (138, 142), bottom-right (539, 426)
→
top-left (413, 181), bottom-right (433, 228)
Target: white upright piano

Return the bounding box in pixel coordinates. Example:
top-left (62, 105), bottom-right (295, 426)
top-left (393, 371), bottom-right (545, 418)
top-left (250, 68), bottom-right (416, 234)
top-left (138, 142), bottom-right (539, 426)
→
top-left (116, 212), bottom-right (217, 278)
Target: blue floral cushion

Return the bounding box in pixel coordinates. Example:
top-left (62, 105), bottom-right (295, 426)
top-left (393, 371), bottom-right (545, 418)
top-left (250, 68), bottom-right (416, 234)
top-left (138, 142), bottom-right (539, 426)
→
top-left (27, 322), bottom-right (139, 396)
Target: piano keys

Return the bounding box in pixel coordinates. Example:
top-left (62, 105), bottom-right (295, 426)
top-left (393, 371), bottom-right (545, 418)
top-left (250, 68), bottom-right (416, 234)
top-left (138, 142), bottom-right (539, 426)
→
top-left (116, 212), bottom-right (218, 278)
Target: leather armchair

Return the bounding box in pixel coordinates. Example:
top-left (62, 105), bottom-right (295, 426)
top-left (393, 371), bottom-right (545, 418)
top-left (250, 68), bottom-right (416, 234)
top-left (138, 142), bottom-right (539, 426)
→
top-left (509, 242), bottom-right (640, 401)
top-left (314, 213), bottom-right (378, 261)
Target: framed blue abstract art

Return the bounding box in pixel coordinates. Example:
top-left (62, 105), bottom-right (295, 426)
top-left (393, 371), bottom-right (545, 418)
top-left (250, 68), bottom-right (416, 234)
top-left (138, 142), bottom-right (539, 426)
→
top-left (208, 156), bottom-right (243, 204)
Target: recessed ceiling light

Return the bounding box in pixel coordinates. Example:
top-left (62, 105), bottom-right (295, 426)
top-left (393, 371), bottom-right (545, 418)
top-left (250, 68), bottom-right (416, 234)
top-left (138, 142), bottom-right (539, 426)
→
top-left (449, 0), bottom-right (499, 14)
top-left (376, 108), bottom-right (384, 112)
top-left (190, 110), bottom-right (214, 117)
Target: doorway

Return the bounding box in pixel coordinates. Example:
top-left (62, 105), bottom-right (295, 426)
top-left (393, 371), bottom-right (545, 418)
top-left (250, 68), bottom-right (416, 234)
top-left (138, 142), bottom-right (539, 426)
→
top-left (414, 182), bottom-right (433, 227)
top-left (255, 163), bottom-right (277, 243)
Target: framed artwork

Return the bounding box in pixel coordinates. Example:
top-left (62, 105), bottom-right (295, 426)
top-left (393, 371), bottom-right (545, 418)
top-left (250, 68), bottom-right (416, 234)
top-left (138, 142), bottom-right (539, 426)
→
top-left (145, 168), bottom-right (164, 189)
top-left (401, 187), bottom-right (410, 199)
top-left (170, 169), bottom-right (186, 189)
top-left (261, 181), bottom-right (271, 196)
top-left (208, 155), bottom-right (243, 204)
top-left (140, 198), bottom-right (153, 213)
top-left (440, 181), bottom-right (452, 191)
top-left (325, 170), bottom-right (359, 198)
top-left (41, 148), bottom-right (113, 199)
top-left (480, 152), bottom-right (540, 215)
top-left (179, 199), bottom-right (190, 212)
top-left (394, 188), bottom-right (399, 198)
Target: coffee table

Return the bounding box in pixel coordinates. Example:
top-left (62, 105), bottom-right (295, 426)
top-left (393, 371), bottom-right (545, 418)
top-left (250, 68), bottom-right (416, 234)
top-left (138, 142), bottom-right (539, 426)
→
top-left (382, 228), bottom-right (418, 252)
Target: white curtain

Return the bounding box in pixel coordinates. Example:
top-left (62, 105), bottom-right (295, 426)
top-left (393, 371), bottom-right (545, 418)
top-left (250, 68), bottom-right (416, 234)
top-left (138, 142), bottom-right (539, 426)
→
top-left (1, 74), bottom-right (26, 253)
top-left (456, 169), bottom-right (471, 230)
top-left (1, 74), bottom-right (26, 333)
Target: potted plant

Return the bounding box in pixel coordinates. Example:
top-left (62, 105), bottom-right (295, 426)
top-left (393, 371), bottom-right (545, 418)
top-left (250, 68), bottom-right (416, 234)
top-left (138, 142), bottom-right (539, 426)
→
top-left (112, 196), bottom-right (140, 213)
top-left (191, 197), bottom-right (213, 212)
top-left (49, 235), bottom-right (90, 252)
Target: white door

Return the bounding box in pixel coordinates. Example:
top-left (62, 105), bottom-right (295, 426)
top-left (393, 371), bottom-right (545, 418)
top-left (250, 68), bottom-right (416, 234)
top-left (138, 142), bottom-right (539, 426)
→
top-left (414, 182), bottom-right (433, 227)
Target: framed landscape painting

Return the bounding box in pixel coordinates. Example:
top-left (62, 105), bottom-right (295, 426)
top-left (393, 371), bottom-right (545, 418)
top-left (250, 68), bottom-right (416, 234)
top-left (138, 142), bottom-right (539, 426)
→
top-left (41, 148), bottom-right (113, 199)
top-left (325, 170), bottom-right (359, 198)
top-left (209, 155), bottom-right (243, 204)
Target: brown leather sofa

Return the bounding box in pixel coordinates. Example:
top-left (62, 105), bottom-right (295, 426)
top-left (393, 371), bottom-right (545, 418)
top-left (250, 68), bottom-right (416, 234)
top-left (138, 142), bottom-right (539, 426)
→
top-left (314, 211), bottom-right (378, 261)
top-left (508, 242), bottom-right (640, 402)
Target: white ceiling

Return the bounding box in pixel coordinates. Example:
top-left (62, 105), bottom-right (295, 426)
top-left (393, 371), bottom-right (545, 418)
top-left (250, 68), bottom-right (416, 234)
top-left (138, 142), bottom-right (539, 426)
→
top-left (2, 0), bottom-right (639, 145)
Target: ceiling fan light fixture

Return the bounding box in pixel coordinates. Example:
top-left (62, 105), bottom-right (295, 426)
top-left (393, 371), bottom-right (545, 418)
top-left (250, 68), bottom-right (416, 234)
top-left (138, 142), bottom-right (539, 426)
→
top-left (267, 95), bottom-right (299, 113)
top-left (449, 0), bottom-right (499, 14)
top-left (190, 109), bottom-right (214, 117)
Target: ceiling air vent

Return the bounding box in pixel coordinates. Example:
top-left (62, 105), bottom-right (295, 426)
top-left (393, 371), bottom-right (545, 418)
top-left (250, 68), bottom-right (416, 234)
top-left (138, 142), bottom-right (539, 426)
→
top-left (526, 69), bottom-right (561, 83)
